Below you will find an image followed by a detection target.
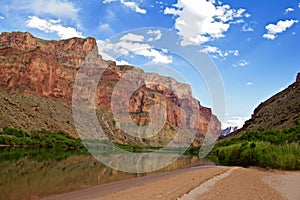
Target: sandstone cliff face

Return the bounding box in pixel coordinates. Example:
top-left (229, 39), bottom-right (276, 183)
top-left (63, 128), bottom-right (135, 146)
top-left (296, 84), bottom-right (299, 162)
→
top-left (0, 32), bottom-right (96, 104)
top-left (239, 75), bottom-right (300, 132)
top-left (0, 31), bottom-right (220, 146)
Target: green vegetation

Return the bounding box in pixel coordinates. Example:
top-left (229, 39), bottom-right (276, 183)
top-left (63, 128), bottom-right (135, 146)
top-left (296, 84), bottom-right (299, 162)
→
top-left (214, 142), bottom-right (299, 170)
top-left (0, 147), bottom-right (88, 162)
top-left (211, 119), bottom-right (300, 170)
top-left (2, 119), bottom-right (299, 170)
top-left (0, 127), bottom-right (84, 149)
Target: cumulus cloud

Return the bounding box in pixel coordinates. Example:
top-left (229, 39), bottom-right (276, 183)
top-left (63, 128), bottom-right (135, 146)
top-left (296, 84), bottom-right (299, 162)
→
top-left (164, 7), bottom-right (180, 15)
top-left (97, 33), bottom-right (173, 64)
top-left (147, 30), bottom-right (162, 41)
top-left (200, 45), bottom-right (239, 60)
top-left (241, 23), bottom-right (254, 32)
top-left (5, 0), bottom-right (79, 20)
top-left (0, 16), bottom-right (4, 20)
top-left (121, 1), bottom-right (147, 14)
top-left (103, 0), bottom-right (147, 14)
top-left (120, 33), bottom-right (145, 42)
top-left (263, 19), bottom-right (298, 40)
top-left (284, 8), bottom-right (294, 14)
top-left (246, 82), bottom-right (253, 86)
top-left (136, 48), bottom-right (173, 63)
top-left (116, 60), bottom-right (130, 65)
top-left (164, 0), bottom-right (250, 46)
top-left (26, 16), bottom-right (83, 39)
top-left (96, 40), bottom-right (116, 61)
top-left (233, 60), bottom-right (249, 67)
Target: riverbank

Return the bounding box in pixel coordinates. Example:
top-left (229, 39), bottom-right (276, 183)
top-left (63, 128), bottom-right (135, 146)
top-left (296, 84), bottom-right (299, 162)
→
top-left (212, 120), bottom-right (300, 170)
top-left (43, 167), bottom-right (300, 200)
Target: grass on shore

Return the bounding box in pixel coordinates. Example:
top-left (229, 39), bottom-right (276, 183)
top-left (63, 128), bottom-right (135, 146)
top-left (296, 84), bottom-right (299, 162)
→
top-left (210, 119), bottom-right (300, 170)
top-left (213, 141), bottom-right (299, 170)
top-left (0, 127), bottom-right (83, 149)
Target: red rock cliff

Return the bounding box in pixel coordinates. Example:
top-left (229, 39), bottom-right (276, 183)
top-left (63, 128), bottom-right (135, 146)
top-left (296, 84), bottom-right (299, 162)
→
top-left (0, 31), bottom-right (221, 146)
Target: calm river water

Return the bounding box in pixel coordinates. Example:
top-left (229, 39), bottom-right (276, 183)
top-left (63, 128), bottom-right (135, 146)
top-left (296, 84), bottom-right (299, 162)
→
top-left (0, 148), bottom-right (215, 200)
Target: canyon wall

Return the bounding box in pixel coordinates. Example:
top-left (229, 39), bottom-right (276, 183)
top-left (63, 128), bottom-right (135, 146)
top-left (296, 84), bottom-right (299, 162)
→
top-left (0, 32), bottom-right (221, 146)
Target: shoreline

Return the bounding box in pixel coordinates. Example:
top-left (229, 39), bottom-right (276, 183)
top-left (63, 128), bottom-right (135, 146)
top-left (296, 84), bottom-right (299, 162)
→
top-left (43, 166), bottom-right (228, 200)
top-left (43, 166), bottom-right (300, 200)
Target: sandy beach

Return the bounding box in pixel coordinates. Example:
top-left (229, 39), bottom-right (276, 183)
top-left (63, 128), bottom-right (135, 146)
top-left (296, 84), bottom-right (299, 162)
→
top-left (43, 166), bottom-right (300, 200)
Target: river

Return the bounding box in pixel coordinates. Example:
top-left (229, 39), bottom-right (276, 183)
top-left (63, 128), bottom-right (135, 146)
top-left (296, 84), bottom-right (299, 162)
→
top-left (0, 147), bottom-right (215, 200)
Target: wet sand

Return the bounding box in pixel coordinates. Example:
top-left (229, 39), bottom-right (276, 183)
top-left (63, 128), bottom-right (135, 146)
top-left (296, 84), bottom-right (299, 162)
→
top-left (191, 167), bottom-right (292, 200)
top-left (44, 167), bottom-right (300, 200)
top-left (264, 171), bottom-right (300, 200)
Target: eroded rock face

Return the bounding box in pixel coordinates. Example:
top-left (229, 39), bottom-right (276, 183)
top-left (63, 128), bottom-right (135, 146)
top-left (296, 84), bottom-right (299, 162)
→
top-left (0, 31), bottom-right (97, 104)
top-left (296, 73), bottom-right (300, 82)
top-left (0, 31), bottom-right (221, 146)
top-left (239, 78), bottom-right (300, 132)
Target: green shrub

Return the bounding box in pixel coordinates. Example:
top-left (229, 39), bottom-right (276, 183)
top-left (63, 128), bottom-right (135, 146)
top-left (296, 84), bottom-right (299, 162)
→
top-left (214, 141), bottom-right (300, 170)
top-left (0, 127), bottom-right (84, 149)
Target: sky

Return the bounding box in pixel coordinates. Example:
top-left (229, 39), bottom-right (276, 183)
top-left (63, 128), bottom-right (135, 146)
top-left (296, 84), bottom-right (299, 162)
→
top-left (0, 0), bottom-right (300, 128)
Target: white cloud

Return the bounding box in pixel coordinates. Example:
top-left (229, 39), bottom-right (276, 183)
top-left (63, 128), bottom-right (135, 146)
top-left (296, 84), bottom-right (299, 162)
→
top-left (241, 23), bottom-right (254, 32)
top-left (121, 0), bottom-right (147, 14)
top-left (26, 16), bottom-right (83, 39)
top-left (233, 59), bottom-right (249, 67)
top-left (7, 0), bottom-right (79, 21)
top-left (97, 33), bottom-right (173, 64)
top-left (164, 0), bottom-right (250, 46)
top-left (200, 46), bottom-right (220, 54)
top-left (103, 0), bottom-right (147, 14)
top-left (103, 0), bottom-right (117, 3)
top-left (136, 48), bottom-right (173, 64)
top-left (299, 3), bottom-right (300, 8)
top-left (97, 40), bottom-right (117, 61)
top-left (161, 48), bottom-right (168, 53)
top-left (120, 33), bottom-right (145, 42)
top-left (247, 82), bottom-right (253, 86)
top-left (222, 116), bottom-right (248, 129)
top-left (263, 33), bottom-right (276, 40)
top-left (263, 19), bottom-right (298, 40)
top-left (245, 13), bottom-right (251, 18)
top-left (284, 8), bottom-right (294, 14)
top-left (147, 30), bottom-right (162, 41)
top-left (116, 60), bottom-right (130, 65)
top-left (200, 45), bottom-right (239, 60)
top-left (98, 23), bottom-right (113, 32)
top-left (164, 7), bottom-right (180, 15)
top-left (0, 16), bottom-right (4, 20)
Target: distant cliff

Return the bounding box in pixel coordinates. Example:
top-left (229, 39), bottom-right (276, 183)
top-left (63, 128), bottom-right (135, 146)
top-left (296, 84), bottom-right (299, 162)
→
top-left (0, 31), bottom-right (221, 147)
top-left (238, 73), bottom-right (300, 132)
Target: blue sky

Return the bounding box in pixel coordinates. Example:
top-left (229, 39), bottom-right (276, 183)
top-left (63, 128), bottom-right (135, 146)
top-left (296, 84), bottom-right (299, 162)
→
top-left (0, 0), bottom-right (300, 128)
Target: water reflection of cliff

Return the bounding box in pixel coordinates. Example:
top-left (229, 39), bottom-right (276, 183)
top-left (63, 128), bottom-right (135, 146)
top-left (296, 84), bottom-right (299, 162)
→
top-left (0, 148), bottom-right (215, 200)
